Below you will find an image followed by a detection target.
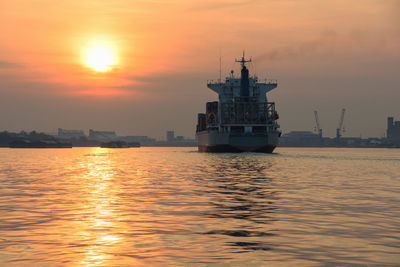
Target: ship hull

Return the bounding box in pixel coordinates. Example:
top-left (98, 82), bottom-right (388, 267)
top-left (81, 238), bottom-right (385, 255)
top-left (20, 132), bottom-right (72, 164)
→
top-left (198, 144), bottom-right (276, 153)
top-left (197, 130), bottom-right (279, 153)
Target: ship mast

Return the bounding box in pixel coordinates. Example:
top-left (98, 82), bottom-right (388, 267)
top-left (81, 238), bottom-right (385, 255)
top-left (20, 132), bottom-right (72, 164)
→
top-left (235, 51), bottom-right (252, 68)
top-left (235, 51), bottom-right (252, 99)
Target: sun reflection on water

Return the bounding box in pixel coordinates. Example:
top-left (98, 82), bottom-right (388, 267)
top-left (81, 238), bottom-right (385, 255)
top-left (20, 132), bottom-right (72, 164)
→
top-left (74, 148), bottom-right (123, 266)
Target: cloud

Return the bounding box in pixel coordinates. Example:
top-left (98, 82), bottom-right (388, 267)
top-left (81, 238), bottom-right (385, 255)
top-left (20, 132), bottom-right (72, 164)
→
top-left (0, 71), bottom-right (136, 99)
top-left (187, 0), bottom-right (262, 11)
top-left (254, 30), bottom-right (337, 63)
top-left (0, 60), bottom-right (22, 69)
top-left (392, 0), bottom-right (400, 32)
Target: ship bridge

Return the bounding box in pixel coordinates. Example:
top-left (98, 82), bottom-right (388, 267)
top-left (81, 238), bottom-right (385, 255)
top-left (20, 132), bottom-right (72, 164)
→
top-left (204, 54), bottom-right (278, 127)
top-left (207, 77), bottom-right (277, 103)
top-left (207, 53), bottom-right (277, 103)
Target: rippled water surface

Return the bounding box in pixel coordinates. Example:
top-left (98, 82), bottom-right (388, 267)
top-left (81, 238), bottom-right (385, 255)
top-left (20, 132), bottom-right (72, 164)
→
top-left (0, 147), bottom-right (399, 266)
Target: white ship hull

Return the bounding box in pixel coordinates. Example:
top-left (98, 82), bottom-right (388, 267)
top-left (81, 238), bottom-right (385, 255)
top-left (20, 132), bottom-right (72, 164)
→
top-left (197, 130), bottom-right (279, 153)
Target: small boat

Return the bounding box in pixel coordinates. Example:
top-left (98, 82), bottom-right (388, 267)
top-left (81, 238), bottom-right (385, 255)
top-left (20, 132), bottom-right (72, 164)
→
top-left (128, 142), bottom-right (141, 147)
top-left (100, 141), bottom-right (140, 148)
top-left (100, 141), bottom-right (129, 148)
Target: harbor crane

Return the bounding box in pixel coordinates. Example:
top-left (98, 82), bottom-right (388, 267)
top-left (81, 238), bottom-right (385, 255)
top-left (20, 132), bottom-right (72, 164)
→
top-left (336, 108), bottom-right (346, 143)
top-left (313, 110), bottom-right (323, 141)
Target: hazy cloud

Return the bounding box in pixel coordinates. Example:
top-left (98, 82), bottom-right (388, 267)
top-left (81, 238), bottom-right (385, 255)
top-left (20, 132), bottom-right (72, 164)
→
top-left (187, 0), bottom-right (262, 11)
top-left (254, 30), bottom-right (337, 63)
top-left (0, 60), bottom-right (22, 69)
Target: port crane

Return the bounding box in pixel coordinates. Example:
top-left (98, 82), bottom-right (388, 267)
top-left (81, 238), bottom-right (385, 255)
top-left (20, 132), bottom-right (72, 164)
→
top-left (313, 110), bottom-right (323, 141)
top-left (336, 108), bottom-right (346, 143)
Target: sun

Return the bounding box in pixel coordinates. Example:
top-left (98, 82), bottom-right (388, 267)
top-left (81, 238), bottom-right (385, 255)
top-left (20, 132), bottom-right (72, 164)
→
top-left (83, 41), bottom-right (117, 72)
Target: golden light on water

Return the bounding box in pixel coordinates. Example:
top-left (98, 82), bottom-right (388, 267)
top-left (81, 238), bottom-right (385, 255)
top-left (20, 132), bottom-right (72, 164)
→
top-left (83, 41), bottom-right (117, 72)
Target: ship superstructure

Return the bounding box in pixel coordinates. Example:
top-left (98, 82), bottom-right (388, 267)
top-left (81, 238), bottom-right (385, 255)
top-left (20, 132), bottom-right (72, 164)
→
top-left (196, 53), bottom-right (280, 152)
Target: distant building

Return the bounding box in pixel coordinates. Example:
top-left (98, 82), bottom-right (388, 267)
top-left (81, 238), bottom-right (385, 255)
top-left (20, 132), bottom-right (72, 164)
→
top-left (58, 128), bottom-right (85, 139)
top-left (387, 117), bottom-right (400, 146)
top-left (89, 129), bottom-right (117, 141)
top-left (279, 131), bottom-right (321, 147)
top-left (166, 131), bottom-right (175, 142)
top-left (155, 130), bottom-right (196, 146)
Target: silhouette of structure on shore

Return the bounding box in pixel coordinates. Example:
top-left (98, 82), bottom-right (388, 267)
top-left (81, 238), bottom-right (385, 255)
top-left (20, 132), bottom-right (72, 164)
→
top-left (280, 116), bottom-right (400, 148)
top-left (1, 116), bottom-right (399, 148)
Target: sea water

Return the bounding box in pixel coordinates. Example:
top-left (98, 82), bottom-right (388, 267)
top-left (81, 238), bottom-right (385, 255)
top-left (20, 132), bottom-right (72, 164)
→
top-left (0, 147), bottom-right (399, 266)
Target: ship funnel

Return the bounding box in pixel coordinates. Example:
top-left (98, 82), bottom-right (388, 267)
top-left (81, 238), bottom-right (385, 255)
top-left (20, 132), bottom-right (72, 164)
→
top-left (240, 65), bottom-right (250, 98)
top-left (235, 52), bottom-right (251, 100)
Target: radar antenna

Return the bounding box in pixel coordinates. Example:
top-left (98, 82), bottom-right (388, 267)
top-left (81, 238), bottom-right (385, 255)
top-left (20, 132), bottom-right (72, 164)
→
top-left (235, 51), bottom-right (252, 67)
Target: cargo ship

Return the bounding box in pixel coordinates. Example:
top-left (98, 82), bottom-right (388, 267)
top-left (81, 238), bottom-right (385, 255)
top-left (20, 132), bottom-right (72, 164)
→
top-left (196, 53), bottom-right (280, 153)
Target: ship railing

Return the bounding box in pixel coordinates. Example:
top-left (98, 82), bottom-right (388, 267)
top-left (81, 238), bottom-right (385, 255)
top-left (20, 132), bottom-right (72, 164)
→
top-left (260, 79), bottom-right (277, 85)
top-left (207, 79), bottom-right (277, 85)
top-left (207, 80), bottom-right (225, 85)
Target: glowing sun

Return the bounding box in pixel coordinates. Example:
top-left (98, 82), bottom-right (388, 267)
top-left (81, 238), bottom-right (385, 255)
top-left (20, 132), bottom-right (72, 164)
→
top-left (83, 42), bottom-right (117, 72)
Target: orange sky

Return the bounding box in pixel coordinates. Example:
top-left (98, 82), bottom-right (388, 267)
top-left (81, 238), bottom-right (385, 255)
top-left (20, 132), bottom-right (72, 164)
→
top-left (0, 0), bottom-right (399, 138)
